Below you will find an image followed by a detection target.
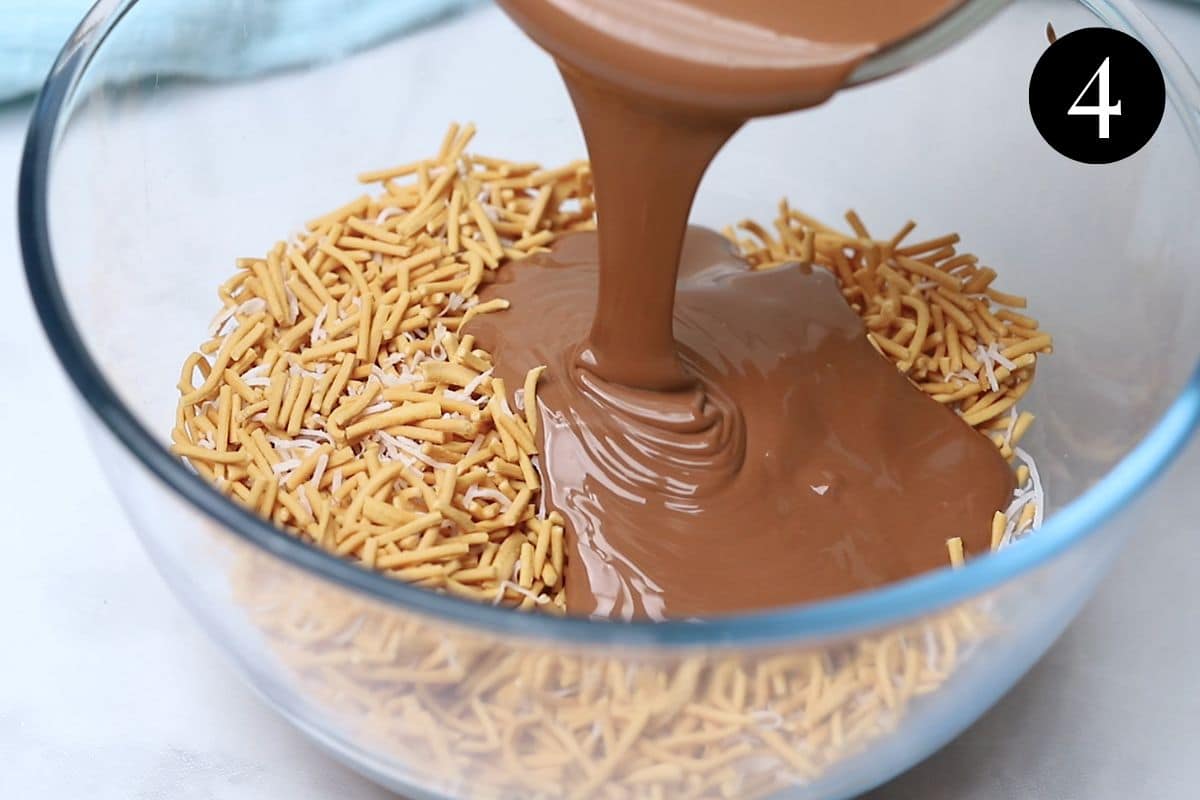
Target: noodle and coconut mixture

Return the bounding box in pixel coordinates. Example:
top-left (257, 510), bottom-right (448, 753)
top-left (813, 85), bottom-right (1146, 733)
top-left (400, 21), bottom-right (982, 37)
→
top-left (171, 125), bottom-right (1052, 798)
top-left (173, 124), bottom-right (1049, 598)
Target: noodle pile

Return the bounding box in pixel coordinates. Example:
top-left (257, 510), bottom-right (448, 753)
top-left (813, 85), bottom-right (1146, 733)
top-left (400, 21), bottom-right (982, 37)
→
top-left (174, 123), bottom-right (592, 611)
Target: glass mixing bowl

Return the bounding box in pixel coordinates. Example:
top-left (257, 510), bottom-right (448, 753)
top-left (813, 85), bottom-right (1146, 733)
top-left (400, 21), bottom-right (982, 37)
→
top-left (19, 0), bottom-right (1200, 798)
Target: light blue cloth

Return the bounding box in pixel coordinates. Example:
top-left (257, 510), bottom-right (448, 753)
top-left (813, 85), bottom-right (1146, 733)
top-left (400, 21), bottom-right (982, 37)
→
top-left (1, 0), bottom-right (483, 102)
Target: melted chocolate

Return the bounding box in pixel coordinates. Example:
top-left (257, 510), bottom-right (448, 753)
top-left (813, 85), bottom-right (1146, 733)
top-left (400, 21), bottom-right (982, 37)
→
top-left (480, 0), bottom-right (1013, 619)
top-left (470, 230), bottom-right (1014, 619)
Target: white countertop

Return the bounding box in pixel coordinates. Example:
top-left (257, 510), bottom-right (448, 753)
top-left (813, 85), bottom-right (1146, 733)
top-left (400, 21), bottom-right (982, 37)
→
top-left (2, 2), bottom-right (1199, 798)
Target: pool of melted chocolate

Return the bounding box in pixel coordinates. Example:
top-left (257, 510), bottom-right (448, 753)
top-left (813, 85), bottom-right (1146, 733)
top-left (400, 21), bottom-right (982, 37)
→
top-left (469, 229), bottom-right (1014, 620)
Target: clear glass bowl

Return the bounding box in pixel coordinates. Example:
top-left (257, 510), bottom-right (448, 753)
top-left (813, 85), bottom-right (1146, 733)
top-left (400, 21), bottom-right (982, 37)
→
top-left (19, 1), bottom-right (1200, 798)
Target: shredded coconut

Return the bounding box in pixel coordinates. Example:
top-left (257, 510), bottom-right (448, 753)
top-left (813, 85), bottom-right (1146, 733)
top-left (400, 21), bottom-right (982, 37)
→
top-left (269, 436), bottom-right (320, 453)
top-left (988, 342), bottom-right (1017, 371)
top-left (207, 297), bottom-right (269, 337)
top-left (998, 448), bottom-right (1045, 547)
top-left (375, 206), bottom-right (405, 225)
top-left (975, 344), bottom-right (999, 392)
top-left (285, 285), bottom-right (300, 325)
top-left (310, 305), bottom-right (328, 345)
top-left (297, 487), bottom-right (313, 518)
top-left (271, 458), bottom-right (302, 476)
top-left (363, 401), bottom-right (393, 415)
top-left (1015, 446), bottom-right (1046, 529)
top-left (465, 485), bottom-right (513, 509)
top-left (1002, 407), bottom-right (1019, 448)
top-left (495, 580), bottom-right (550, 606)
top-left (297, 427), bottom-right (334, 444)
top-left (376, 432), bottom-right (448, 469)
top-left (310, 453), bottom-right (329, 488)
top-left (447, 367), bottom-right (493, 405)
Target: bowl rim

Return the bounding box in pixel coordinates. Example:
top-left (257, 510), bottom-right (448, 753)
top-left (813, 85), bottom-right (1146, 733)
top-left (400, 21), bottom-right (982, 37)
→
top-left (19, 0), bottom-right (1200, 647)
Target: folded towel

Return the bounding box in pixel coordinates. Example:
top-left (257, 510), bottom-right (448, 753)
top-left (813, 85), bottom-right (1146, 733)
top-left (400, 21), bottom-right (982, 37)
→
top-left (1, 0), bottom-right (482, 103)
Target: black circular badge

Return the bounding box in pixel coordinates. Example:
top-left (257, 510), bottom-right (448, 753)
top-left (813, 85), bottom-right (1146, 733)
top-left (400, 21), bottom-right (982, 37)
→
top-left (1029, 27), bottom-right (1165, 164)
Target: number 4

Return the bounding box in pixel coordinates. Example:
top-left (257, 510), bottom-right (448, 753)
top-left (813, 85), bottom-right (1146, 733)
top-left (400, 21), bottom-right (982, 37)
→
top-left (1068, 57), bottom-right (1122, 139)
